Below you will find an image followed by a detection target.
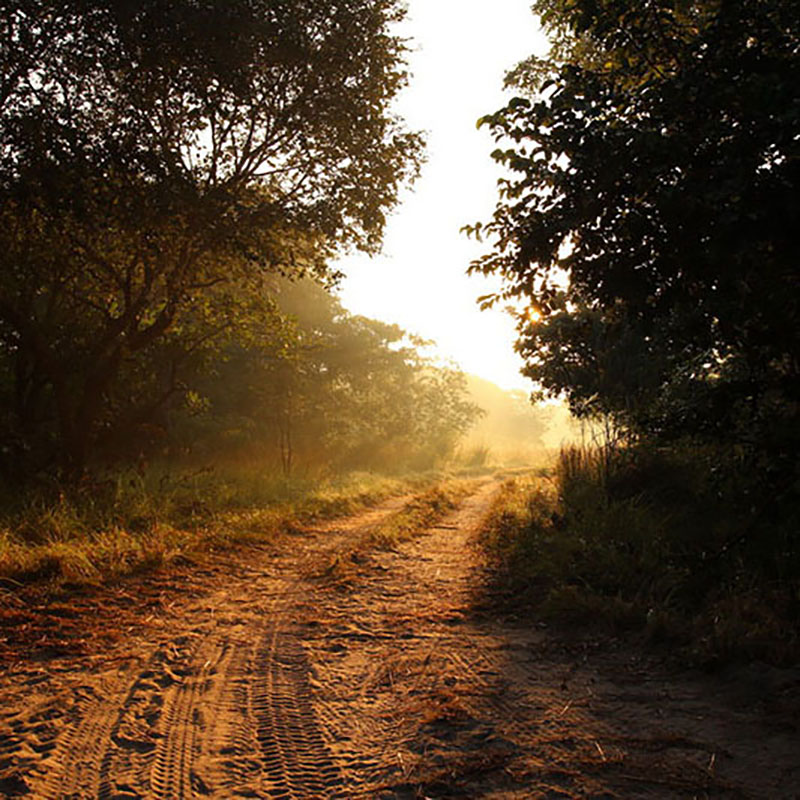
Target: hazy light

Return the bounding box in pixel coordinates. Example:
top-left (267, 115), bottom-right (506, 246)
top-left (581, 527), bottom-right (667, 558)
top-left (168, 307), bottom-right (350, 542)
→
top-left (334, 0), bottom-right (548, 391)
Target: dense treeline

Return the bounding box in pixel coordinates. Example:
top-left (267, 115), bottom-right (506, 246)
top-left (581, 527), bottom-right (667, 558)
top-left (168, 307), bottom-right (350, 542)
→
top-left (473, 0), bottom-right (800, 659)
top-left (0, 0), bottom-right (489, 483)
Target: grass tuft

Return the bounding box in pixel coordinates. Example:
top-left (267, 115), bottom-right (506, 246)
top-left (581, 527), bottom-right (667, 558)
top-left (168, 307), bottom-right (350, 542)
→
top-left (366, 481), bottom-right (474, 549)
top-left (317, 479), bottom-right (476, 585)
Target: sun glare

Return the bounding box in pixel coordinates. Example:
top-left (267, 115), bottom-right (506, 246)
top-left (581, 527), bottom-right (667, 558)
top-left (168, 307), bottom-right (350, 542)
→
top-left (336, 0), bottom-right (549, 392)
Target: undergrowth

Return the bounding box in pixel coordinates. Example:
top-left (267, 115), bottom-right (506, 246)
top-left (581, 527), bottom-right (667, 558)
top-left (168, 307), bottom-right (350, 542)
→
top-left (481, 446), bottom-right (800, 666)
top-left (0, 463), bottom-right (440, 587)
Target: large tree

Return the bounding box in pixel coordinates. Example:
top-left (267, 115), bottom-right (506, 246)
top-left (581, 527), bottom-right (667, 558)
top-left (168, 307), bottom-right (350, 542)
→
top-left (0, 0), bottom-right (422, 476)
top-left (470, 0), bottom-right (800, 454)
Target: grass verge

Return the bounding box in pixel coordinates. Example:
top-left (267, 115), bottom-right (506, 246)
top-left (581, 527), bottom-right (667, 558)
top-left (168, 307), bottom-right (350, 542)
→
top-left (0, 465), bottom-right (443, 588)
top-left (319, 479), bottom-right (477, 582)
top-left (365, 480), bottom-right (476, 549)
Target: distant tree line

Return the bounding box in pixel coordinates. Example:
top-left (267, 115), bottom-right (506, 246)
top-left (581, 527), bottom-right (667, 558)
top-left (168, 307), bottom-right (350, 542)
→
top-left (0, 1), bottom-right (483, 481)
top-left (169, 277), bottom-right (482, 474)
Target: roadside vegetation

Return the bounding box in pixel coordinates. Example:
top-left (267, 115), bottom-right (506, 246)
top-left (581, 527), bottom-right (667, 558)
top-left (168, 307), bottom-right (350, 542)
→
top-left (0, 467), bottom-right (460, 588)
top-left (0, 266), bottom-right (492, 589)
top-left (482, 446), bottom-right (799, 666)
top-left (0, 1), bottom-right (527, 594)
top-left (458, 376), bottom-right (553, 468)
top-left (473, 0), bottom-right (799, 667)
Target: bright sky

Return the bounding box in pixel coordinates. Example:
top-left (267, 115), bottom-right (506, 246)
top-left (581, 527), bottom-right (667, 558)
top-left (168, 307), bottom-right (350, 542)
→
top-left (334, 0), bottom-right (549, 392)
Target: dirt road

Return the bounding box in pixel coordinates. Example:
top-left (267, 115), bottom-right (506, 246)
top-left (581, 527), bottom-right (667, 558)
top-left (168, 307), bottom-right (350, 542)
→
top-left (0, 479), bottom-right (798, 798)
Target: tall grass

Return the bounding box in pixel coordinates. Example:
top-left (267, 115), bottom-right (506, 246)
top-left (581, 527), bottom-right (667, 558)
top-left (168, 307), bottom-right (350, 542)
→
top-left (0, 462), bottom-right (435, 587)
top-left (481, 444), bottom-right (800, 665)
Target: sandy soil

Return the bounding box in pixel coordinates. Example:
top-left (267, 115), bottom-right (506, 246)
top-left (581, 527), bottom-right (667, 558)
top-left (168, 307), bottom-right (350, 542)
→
top-left (0, 479), bottom-right (798, 798)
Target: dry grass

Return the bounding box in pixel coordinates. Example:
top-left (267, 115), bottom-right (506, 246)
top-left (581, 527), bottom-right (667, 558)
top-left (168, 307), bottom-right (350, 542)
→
top-left (479, 447), bottom-right (800, 665)
top-left (365, 480), bottom-right (475, 549)
top-left (318, 480), bottom-right (477, 587)
top-left (0, 467), bottom-right (439, 588)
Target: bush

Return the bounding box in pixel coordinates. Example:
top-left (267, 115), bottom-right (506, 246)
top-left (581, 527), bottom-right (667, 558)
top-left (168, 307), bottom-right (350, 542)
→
top-left (481, 444), bottom-right (800, 665)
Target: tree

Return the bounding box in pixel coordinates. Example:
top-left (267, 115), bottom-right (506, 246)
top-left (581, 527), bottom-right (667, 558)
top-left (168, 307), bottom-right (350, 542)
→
top-left (0, 0), bottom-right (423, 477)
top-left (180, 277), bottom-right (483, 473)
top-left (469, 0), bottom-right (800, 455)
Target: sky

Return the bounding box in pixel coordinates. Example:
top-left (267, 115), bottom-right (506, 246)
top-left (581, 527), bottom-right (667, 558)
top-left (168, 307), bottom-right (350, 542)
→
top-left (334, 0), bottom-right (549, 392)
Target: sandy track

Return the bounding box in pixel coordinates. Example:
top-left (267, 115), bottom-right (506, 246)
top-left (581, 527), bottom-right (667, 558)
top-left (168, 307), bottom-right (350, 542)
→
top-left (0, 490), bottom-right (419, 798)
top-left (1, 478), bottom-right (799, 798)
top-left (297, 482), bottom-right (799, 799)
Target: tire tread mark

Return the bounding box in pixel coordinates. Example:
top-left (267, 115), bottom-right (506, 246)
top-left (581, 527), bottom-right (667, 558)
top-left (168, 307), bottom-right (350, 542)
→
top-left (199, 638), bottom-right (264, 795)
top-left (147, 639), bottom-right (223, 799)
top-left (30, 679), bottom-right (127, 800)
top-left (253, 625), bottom-right (347, 799)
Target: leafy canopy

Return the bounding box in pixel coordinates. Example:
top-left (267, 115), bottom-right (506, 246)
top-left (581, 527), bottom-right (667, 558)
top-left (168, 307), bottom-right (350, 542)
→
top-left (469, 0), bottom-right (800, 447)
top-left (0, 0), bottom-right (423, 476)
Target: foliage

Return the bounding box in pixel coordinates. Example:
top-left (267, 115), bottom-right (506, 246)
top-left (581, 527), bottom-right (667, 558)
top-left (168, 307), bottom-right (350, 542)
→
top-left (481, 450), bottom-right (800, 665)
top-left (0, 0), bottom-right (423, 475)
top-left (468, 0), bottom-right (800, 459)
top-left (460, 443), bottom-right (492, 469)
top-left (506, 0), bottom-right (721, 93)
top-left (177, 277), bottom-right (484, 474)
top-left (469, 2), bottom-right (800, 626)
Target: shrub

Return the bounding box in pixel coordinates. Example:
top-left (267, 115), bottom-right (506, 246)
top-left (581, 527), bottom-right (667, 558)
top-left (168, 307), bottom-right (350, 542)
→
top-left (481, 444), bottom-right (800, 665)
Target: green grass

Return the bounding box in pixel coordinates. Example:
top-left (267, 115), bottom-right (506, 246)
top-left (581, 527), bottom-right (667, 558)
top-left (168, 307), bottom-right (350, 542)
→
top-left (480, 446), bottom-right (800, 666)
top-left (0, 463), bottom-right (442, 587)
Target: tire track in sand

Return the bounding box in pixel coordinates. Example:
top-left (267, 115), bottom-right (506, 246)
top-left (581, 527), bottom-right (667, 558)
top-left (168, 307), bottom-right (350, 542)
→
top-left (34, 677), bottom-right (133, 800)
top-left (146, 636), bottom-right (225, 799)
top-left (1, 484), bottom-right (485, 798)
top-left (251, 626), bottom-right (346, 799)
